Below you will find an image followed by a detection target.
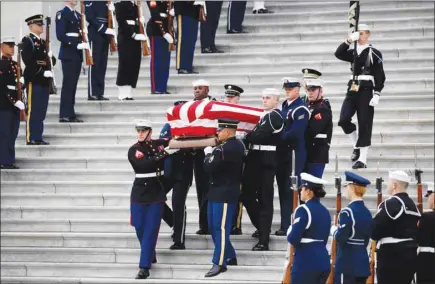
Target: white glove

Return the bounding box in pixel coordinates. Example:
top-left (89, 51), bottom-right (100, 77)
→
top-left (43, 71), bottom-right (53, 78)
top-left (139, 16), bottom-right (145, 24)
top-left (47, 50), bottom-right (53, 58)
top-left (204, 146), bottom-right (213, 155)
top-left (169, 8), bottom-right (175, 16)
top-left (347, 31), bottom-right (359, 43)
top-left (163, 33), bottom-right (174, 44)
top-left (108, 2), bottom-right (115, 11)
top-left (16, 77), bottom-right (25, 84)
top-left (14, 100), bottom-right (25, 110)
top-left (330, 225), bottom-right (338, 236)
top-left (369, 94), bottom-right (380, 107)
top-left (194, 1), bottom-right (205, 5)
top-left (77, 42), bottom-right (90, 50)
top-left (164, 146), bottom-right (179, 155)
top-left (105, 28), bottom-right (115, 36)
top-left (134, 34), bottom-right (147, 41)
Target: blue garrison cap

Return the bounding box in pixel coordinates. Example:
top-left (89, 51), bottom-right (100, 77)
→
top-left (217, 118), bottom-right (239, 131)
top-left (344, 171), bottom-right (371, 186)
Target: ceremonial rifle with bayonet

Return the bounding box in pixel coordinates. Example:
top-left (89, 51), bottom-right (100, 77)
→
top-left (414, 147), bottom-right (424, 213)
top-left (136, 0), bottom-right (151, 57)
top-left (45, 8), bottom-right (57, 95)
top-left (349, 1), bottom-right (360, 92)
top-left (80, 0), bottom-right (94, 66)
top-left (107, 0), bottom-right (118, 53)
top-left (167, 1), bottom-right (176, 51)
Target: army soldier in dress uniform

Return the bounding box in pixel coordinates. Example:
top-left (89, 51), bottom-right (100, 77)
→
top-left (302, 69), bottom-right (332, 178)
top-left (200, 1), bottom-right (224, 54)
top-left (227, 1), bottom-right (247, 34)
top-left (56, 0), bottom-right (88, 123)
top-left (331, 171), bottom-right (372, 284)
top-left (275, 77), bottom-right (310, 236)
top-left (203, 118), bottom-right (246, 277)
top-left (114, 0), bottom-right (144, 100)
top-left (287, 172), bottom-right (331, 284)
top-left (84, 1), bottom-right (114, 101)
top-left (416, 182), bottom-right (435, 284)
top-left (21, 15), bottom-right (57, 145)
top-left (335, 24), bottom-right (386, 169)
top-left (0, 37), bottom-right (25, 169)
top-left (128, 119), bottom-right (178, 279)
top-left (372, 171), bottom-right (421, 284)
top-left (243, 88), bottom-right (284, 250)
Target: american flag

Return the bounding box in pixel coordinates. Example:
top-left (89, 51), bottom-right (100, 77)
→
top-left (166, 100), bottom-right (264, 137)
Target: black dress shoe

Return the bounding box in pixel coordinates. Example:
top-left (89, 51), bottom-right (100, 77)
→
top-left (252, 242), bottom-right (269, 251)
top-left (135, 268), bottom-right (150, 279)
top-left (59, 117), bottom-right (83, 123)
top-left (204, 264), bottom-right (227, 278)
top-left (227, 29), bottom-right (248, 34)
top-left (152, 256), bottom-right (157, 263)
top-left (169, 242), bottom-right (185, 250)
top-left (1, 164), bottom-right (19, 169)
top-left (352, 161), bottom-right (367, 169)
top-left (275, 229), bottom-right (286, 236)
top-left (231, 227), bottom-right (242, 235)
top-left (201, 47), bottom-right (214, 54)
top-left (196, 229), bottom-right (209, 235)
top-left (37, 140), bottom-right (50, 145)
top-left (87, 96), bottom-right (98, 101)
top-left (27, 140), bottom-right (50, 145)
top-left (211, 47), bottom-right (224, 53)
top-left (151, 91), bottom-right (171, 95)
top-left (256, 8), bottom-right (274, 14)
top-left (251, 230), bottom-right (259, 238)
top-left (351, 148), bottom-right (360, 162)
top-left (227, 258), bottom-right (238, 266)
top-left (97, 96), bottom-right (109, 100)
top-left (178, 69), bottom-right (199, 74)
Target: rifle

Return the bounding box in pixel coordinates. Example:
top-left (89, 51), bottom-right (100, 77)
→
top-left (282, 151), bottom-right (299, 284)
top-left (366, 162), bottom-right (383, 284)
top-left (136, 0), bottom-right (151, 57)
top-left (326, 153), bottom-right (342, 284)
top-left (199, 4), bottom-right (207, 23)
top-left (107, 0), bottom-right (118, 53)
top-left (80, 0), bottom-right (94, 65)
top-left (15, 43), bottom-right (27, 122)
top-left (45, 10), bottom-right (58, 95)
top-left (167, 1), bottom-right (176, 51)
top-left (414, 147), bottom-right (424, 213)
top-left (348, 1), bottom-right (360, 92)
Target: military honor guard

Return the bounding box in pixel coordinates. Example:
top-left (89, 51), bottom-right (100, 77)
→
top-left (114, 0), bottom-right (144, 100)
top-left (174, 1), bottom-right (201, 74)
top-left (203, 118), bottom-right (246, 277)
top-left (302, 69), bottom-right (333, 178)
top-left (127, 119), bottom-right (178, 279)
top-left (242, 88), bottom-right (283, 250)
top-left (275, 77), bottom-right (310, 236)
top-left (331, 171), bottom-right (372, 284)
top-left (227, 1), bottom-right (247, 34)
top-left (416, 182), bottom-right (435, 284)
top-left (21, 15), bottom-right (57, 145)
top-left (0, 37), bottom-right (25, 169)
top-left (84, 1), bottom-right (114, 101)
top-left (287, 172), bottom-right (331, 284)
top-left (147, 1), bottom-right (174, 94)
top-left (371, 171), bottom-right (421, 284)
top-left (252, 1), bottom-right (273, 14)
top-left (200, 1), bottom-right (224, 53)
top-left (56, 0), bottom-right (87, 123)
top-left (335, 24), bottom-right (386, 169)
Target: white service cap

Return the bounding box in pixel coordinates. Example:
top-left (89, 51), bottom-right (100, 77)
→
top-left (304, 78), bottom-right (323, 88)
top-left (1, 36), bottom-right (15, 44)
top-left (358, 24), bottom-right (370, 31)
top-left (389, 170), bottom-right (411, 183)
top-left (192, 79), bottom-right (210, 87)
top-left (135, 119), bottom-right (152, 130)
top-left (262, 88), bottom-right (280, 97)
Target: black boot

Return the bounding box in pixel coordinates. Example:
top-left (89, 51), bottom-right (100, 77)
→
top-left (204, 264), bottom-right (227, 277)
top-left (352, 161), bottom-right (367, 169)
top-left (351, 148), bottom-right (360, 162)
top-left (135, 268), bottom-right (150, 279)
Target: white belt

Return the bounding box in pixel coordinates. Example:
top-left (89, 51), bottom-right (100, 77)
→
top-left (66, 33), bottom-right (79, 37)
top-left (315, 134), bottom-right (327, 139)
top-left (252, 145), bottom-right (276, 151)
top-left (126, 20), bottom-right (136, 25)
top-left (418, 247), bottom-right (435, 254)
top-left (7, 85), bottom-right (16, 90)
top-left (135, 171), bottom-right (164, 178)
top-left (350, 75), bottom-right (374, 84)
top-left (376, 237), bottom-right (413, 249)
top-left (300, 238), bottom-right (323, 243)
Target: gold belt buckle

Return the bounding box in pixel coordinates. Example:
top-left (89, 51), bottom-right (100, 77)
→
top-left (350, 81), bottom-right (360, 92)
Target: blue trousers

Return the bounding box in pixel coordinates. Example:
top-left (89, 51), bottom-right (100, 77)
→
top-left (130, 202), bottom-right (163, 269)
top-left (291, 270), bottom-right (329, 284)
top-left (176, 15), bottom-right (198, 72)
top-left (60, 59), bottom-right (82, 118)
top-left (88, 33), bottom-right (109, 98)
top-left (208, 201), bottom-right (237, 267)
top-left (307, 163), bottom-right (326, 179)
top-left (334, 273), bottom-right (368, 284)
top-left (0, 110), bottom-right (20, 166)
top-left (26, 83), bottom-right (49, 142)
top-left (150, 36), bottom-right (171, 93)
top-left (227, 1), bottom-right (247, 32)
top-left (200, 1), bottom-right (223, 49)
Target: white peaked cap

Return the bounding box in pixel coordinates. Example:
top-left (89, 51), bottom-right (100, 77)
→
top-left (192, 79), bottom-right (210, 87)
top-left (300, 172), bottom-right (328, 185)
top-left (262, 88), bottom-right (280, 96)
top-left (389, 170), bottom-right (411, 183)
top-left (358, 24), bottom-right (370, 31)
top-left (304, 78), bottom-right (323, 88)
top-left (427, 182), bottom-right (434, 193)
top-left (1, 36), bottom-right (15, 43)
top-left (134, 119), bottom-right (152, 129)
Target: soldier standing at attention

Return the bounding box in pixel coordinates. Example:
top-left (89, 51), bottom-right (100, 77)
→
top-left (227, 1), bottom-right (247, 34)
top-left (200, 1), bottom-right (224, 53)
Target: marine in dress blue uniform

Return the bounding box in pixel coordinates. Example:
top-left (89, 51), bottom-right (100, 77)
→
top-left (0, 37), bottom-right (23, 169)
top-left (275, 77), bottom-right (310, 236)
top-left (227, 1), bottom-right (247, 33)
top-left (200, 1), bottom-right (224, 53)
top-left (332, 171), bottom-right (372, 284)
top-left (56, 1), bottom-right (86, 122)
top-left (21, 15), bottom-right (57, 145)
top-left (203, 118), bottom-right (246, 277)
top-left (302, 69), bottom-right (333, 178)
top-left (84, 1), bottom-right (113, 101)
top-left (287, 172), bottom-right (331, 284)
top-left (127, 119), bottom-right (178, 279)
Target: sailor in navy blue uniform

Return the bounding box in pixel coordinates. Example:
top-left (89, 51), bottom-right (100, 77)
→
top-left (227, 1), bottom-right (247, 34)
top-left (84, 1), bottom-right (114, 101)
top-left (200, 1), bottom-right (224, 53)
top-left (372, 171), bottom-right (421, 284)
top-left (287, 172), bottom-right (331, 284)
top-left (56, 0), bottom-right (87, 123)
top-left (203, 118), bottom-right (246, 277)
top-left (332, 171), bottom-right (372, 284)
top-left (302, 69), bottom-right (333, 178)
top-left (127, 119), bottom-right (179, 279)
top-left (275, 77), bottom-right (310, 236)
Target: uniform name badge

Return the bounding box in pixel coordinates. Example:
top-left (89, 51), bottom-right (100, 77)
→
top-left (350, 81), bottom-right (359, 92)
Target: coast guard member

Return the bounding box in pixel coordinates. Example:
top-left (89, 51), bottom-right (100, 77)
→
top-left (372, 171), bottom-right (420, 284)
top-left (303, 69), bottom-right (332, 178)
top-left (84, 1), bottom-right (114, 101)
top-left (243, 88), bottom-right (284, 250)
top-left (0, 37), bottom-right (25, 169)
top-left (203, 118), bottom-right (246, 277)
top-left (227, 1), bottom-right (247, 34)
top-left (287, 172), bottom-right (331, 284)
top-left (335, 24), bottom-right (386, 169)
top-left (275, 77), bottom-right (310, 236)
top-left (416, 182), bottom-right (435, 284)
top-left (21, 14), bottom-right (57, 145)
top-left (56, 0), bottom-right (87, 123)
top-left (200, 1), bottom-right (224, 53)
top-left (128, 119), bottom-right (178, 279)
top-left (332, 171), bottom-right (372, 284)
